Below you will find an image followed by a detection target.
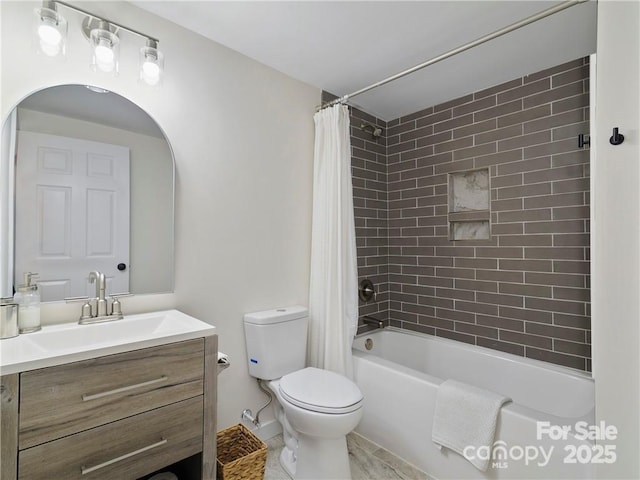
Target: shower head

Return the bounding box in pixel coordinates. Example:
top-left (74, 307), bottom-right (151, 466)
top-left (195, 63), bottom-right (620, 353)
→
top-left (360, 123), bottom-right (383, 138)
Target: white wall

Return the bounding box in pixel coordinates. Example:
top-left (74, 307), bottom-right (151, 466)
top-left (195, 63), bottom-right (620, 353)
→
top-left (16, 108), bottom-right (174, 295)
top-left (1, 1), bottom-right (319, 430)
top-left (593, 1), bottom-right (640, 478)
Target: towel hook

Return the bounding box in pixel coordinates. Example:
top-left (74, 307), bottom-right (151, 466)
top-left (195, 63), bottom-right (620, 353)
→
top-left (609, 128), bottom-right (624, 146)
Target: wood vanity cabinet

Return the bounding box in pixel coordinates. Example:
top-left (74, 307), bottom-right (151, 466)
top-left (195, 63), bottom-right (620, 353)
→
top-left (0, 335), bottom-right (218, 480)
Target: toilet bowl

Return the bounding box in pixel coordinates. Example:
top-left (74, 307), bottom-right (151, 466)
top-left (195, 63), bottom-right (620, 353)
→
top-left (267, 368), bottom-right (363, 480)
top-left (243, 307), bottom-right (364, 480)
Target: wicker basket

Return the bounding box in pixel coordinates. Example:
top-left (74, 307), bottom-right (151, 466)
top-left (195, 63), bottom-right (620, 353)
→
top-left (216, 424), bottom-right (267, 480)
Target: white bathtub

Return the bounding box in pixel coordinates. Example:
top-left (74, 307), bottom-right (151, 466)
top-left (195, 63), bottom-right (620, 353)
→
top-left (352, 328), bottom-right (596, 480)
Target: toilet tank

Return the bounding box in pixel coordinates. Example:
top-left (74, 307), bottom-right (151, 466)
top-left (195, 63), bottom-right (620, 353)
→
top-left (243, 306), bottom-right (308, 380)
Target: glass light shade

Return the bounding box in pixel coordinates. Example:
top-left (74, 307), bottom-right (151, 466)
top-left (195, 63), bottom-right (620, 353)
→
top-left (139, 45), bottom-right (164, 86)
top-left (90, 27), bottom-right (120, 75)
top-left (33, 7), bottom-right (67, 58)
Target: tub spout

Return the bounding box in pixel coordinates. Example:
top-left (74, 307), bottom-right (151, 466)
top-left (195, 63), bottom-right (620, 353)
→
top-left (361, 315), bottom-right (385, 329)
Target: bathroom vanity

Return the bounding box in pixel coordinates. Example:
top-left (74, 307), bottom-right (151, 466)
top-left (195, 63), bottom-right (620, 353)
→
top-left (0, 310), bottom-right (217, 480)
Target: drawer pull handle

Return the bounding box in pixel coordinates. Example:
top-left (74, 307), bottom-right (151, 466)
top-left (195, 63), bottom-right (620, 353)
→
top-left (82, 376), bottom-right (168, 401)
top-left (81, 438), bottom-right (168, 475)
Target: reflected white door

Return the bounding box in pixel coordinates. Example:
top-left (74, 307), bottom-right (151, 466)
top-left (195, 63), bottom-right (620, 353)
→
top-left (15, 131), bottom-right (130, 301)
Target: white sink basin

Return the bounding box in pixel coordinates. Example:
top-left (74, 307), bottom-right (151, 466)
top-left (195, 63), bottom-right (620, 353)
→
top-left (0, 310), bottom-right (215, 375)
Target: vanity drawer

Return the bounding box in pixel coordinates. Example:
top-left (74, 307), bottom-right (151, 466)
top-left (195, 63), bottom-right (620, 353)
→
top-left (18, 396), bottom-right (203, 480)
top-left (19, 339), bottom-right (204, 449)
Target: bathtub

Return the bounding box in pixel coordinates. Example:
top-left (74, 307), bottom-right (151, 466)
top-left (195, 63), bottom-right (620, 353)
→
top-left (352, 328), bottom-right (596, 480)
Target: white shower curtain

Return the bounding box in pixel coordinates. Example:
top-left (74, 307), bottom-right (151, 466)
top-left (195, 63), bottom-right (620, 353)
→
top-left (308, 104), bottom-right (359, 379)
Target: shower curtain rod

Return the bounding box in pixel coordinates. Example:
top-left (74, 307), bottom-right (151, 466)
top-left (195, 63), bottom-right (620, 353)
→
top-left (319, 0), bottom-right (588, 111)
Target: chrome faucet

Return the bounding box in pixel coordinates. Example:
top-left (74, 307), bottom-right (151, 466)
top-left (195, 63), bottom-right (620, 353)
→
top-left (64, 271), bottom-right (131, 324)
top-left (89, 271), bottom-right (107, 317)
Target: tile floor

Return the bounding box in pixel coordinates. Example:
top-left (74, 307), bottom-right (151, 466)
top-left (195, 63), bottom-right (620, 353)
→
top-left (264, 432), bottom-right (431, 480)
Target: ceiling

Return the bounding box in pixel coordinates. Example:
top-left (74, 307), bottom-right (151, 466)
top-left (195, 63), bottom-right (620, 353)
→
top-left (134, 0), bottom-right (597, 121)
top-left (18, 85), bottom-right (165, 138)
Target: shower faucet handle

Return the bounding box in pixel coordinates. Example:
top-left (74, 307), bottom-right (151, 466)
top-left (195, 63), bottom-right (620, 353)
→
top-left (358, 279), bottom-right (377, 303)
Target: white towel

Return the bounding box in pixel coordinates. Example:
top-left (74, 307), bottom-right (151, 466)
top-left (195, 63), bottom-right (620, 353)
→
top-left (432, 379), bottom-right (511, 471)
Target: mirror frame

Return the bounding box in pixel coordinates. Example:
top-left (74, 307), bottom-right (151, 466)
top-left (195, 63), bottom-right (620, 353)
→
top-left (0, 84), bottom-right (176, 301)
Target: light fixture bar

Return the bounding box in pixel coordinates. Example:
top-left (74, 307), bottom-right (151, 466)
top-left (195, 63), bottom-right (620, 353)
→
top-left (52, 0), bottom-right (159, 44)
top-left (36, 0), bottom-right (164, 86)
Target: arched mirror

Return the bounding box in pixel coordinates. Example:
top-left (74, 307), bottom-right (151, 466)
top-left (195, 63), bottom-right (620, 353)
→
top-left (0, 85), bottom-right (174, 302)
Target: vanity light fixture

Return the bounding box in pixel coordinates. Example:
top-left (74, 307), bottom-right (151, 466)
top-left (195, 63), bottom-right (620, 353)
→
top-left (88, 20), bottom-right (120, 75)
top-left (34, 1), bottom-right (67, 58)
top-left (139, 39), bottom-right (164, 87)
top-left (34, 1), bottom-right (164, 86)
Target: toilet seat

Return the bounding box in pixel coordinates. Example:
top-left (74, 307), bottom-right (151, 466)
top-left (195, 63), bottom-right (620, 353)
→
top-left (279, 367), bottom-right (363, 414)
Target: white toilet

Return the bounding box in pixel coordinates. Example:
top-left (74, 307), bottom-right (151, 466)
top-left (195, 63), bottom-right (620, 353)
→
top-left (243, 306), bottom-right (363, 480)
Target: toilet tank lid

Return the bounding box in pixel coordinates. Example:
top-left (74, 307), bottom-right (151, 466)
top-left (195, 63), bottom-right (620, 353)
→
top-left (243, 306), bottom-right (308, 325)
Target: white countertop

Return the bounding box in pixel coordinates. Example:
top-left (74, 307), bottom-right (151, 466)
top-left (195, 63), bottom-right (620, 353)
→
top-left (0, 309), bottom-right (216, 375)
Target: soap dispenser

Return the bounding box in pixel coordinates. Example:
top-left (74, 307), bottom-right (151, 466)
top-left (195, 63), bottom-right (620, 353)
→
top-left (14, 272), bottom-right (41, 333)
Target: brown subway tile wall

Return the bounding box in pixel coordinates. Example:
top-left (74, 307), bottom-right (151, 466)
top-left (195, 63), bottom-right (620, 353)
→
top-left (338, 93), bottom-right (391, 325)
top-left (326, 57), bottom-right (591, 371)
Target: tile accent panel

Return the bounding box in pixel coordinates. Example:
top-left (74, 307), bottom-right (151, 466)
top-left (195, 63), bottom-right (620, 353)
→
top-left (324, 57), bottom-right (591, 371)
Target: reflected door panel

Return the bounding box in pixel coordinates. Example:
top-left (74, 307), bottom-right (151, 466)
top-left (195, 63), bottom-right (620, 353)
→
top-left (15, 131), bottom-right (130, 301)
